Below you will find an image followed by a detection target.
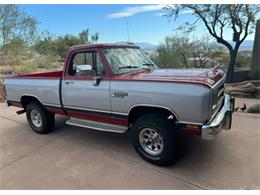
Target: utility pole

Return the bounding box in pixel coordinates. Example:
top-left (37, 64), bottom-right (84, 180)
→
top-left (251, 20), bottom-right (260, 72)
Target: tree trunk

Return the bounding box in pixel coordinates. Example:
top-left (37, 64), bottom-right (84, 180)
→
top-left (251, 20), bottom-right (260, 71)
top-left (180, 53), bottom-right (188, 68)
top-left (226, 49), bottom-right (238, 83)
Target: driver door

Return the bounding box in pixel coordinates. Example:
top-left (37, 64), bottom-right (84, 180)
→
top-left (62, 50), bottom-right (111, 119)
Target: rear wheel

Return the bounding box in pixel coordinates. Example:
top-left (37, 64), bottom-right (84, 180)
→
top-left (26, 102), bottom-right (55, 134)
top-left (131, 113), bottom-right (180, 166)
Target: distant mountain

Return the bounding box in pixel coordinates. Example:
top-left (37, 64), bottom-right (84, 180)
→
top-left (115, 41), bottom-right (158, 50)
top-left (116, 39), bottom-right (254, 51)
top-left (134, 42), bottom-right (158, 50)
top-left (210, 40), bottom-right (254, 51)
top-left (235, 40), bottom-right (254, 51)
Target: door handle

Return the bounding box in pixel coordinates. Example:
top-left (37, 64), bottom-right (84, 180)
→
top-left (112, 92), bottom-right (128, 98)
top-left (65, 81), bottom-right (74, 85)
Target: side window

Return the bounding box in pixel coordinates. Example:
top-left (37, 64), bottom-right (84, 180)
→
top-left (70, 51), bottom-right (105, 76)
top-left (96, 53), bottom-right (105, 76)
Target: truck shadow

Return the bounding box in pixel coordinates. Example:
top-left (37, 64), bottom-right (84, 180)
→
top-left (53, 116), bottom-right (223, 172)
top-left (47, 116), bottom-right (242, 189)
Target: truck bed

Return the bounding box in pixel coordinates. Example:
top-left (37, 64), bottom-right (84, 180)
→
top-left (13, 70), bottom-right (63, 79)
top-left (4, 70), bottom-right (63, 107)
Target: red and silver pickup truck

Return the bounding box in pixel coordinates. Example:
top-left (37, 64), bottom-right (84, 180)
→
top-left (3, 44), bottom-right (234, 166)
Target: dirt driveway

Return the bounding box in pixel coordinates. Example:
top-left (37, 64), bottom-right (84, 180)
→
top-left (0, 98), bottom-right (259, 189)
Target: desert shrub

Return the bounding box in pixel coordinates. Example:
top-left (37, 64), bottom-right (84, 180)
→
top-left (16, 64), bottom-right (37, 75)
top-left (37, 54), bottom-right (57, 69)
top-left (0, 66), bottom-right (15, 75)
top-left (34, 33), bottom-right (56, 56)
top-left (247, 104), bottom-right (260, 114)
top-left (235, 53), bottom-right (252, 69)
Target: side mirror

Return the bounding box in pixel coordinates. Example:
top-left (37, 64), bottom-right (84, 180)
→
top-left (76, 64), bottom-right (94, 75)
top-left (93, 76), bottom-right (102, 86)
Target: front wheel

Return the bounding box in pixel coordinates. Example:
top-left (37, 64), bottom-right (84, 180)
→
top-left (26, 102), bottom-right (55, 134)
top-left (131, 113), bottom-right (180, 166)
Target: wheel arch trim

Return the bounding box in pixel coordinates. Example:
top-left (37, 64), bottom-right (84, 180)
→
top-left (127, 104), bottom-right (180, 121)
top-left (20, 94), bottom-right (43, 107)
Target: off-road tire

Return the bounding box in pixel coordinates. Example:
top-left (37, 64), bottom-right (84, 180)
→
top-left (131, 113), bottom-right (180, 166)
top-left (26, 102), bottom-right (55, 134)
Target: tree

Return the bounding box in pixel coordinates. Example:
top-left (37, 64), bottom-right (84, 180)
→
top-left (251, 20), bottom-right (260, 71)
top-left (191, 36), bottom-right (225, 68)
top-left (34, 29), bottom-right (101, 59)
top-left (166, 4), bottom-right (260, 82)
top-left (155, 34), bottom-right (224, 69)
top-left (166, 36), bottom-right (191, 68)
top-left (79, 29), bottom-right (99, 44)
top-left (34, 31), bottom-right (56, 55)
top-left (55, 35), bottom-right (81, 58)
top-left (0, 4), bottom-right (37, 48)
top-left (155, 36), bottom-right (187, 68)
top-left (79, 29), bottom-right (89, 44)
top-left (91, 32), bottom-right (99, 44)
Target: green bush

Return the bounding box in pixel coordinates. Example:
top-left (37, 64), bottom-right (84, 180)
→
top-left (247, 104), bottom-right (260, 114)
top-left (235, 53), bottom-right (252, 69)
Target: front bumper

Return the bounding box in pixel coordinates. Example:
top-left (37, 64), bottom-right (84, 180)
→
top-left (201, 94), bottom-right (235, 140)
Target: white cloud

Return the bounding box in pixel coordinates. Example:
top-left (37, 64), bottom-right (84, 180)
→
top-left (154, 12), bottom-right (164, 17)
top-left (107, 4), bottom-right (166, 19)
top-left (154, 9), bottom-right (192, 18)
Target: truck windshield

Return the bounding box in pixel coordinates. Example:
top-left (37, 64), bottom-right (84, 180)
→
top-left (103, 47), bottom-right (158, 74)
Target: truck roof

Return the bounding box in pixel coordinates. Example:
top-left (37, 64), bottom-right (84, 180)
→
top-left (69, 43), bottom-right (139, 51)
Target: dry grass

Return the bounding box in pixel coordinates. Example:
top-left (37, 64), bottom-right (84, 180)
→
top-left (0, 66), bottom-right (13, 71)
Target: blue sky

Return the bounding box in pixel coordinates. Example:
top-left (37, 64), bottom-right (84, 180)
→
top-left (21, 4), bottom-right (257, 45)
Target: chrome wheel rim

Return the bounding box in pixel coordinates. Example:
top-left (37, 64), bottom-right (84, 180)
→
top-left (139, 128), bottom-right (163, 156)
top-left (30, 110), bottom-right (42, 128)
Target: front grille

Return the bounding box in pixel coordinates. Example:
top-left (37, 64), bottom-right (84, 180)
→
top-left (211, 80), bottom-right (225, 116)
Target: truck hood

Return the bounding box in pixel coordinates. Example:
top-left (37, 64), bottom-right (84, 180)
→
top-left (113, 68), bottom-right (225, 87)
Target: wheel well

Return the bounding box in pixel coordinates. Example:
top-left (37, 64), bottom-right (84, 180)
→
top-left (20, 96), bottom-right (41, 108)
top-left (128, 106), bottom-right (177, 125)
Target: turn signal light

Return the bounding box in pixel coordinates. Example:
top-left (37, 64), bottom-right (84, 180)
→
top-left (186, 124), bottom-right (200, 129)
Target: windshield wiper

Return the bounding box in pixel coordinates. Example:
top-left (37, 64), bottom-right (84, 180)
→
top-left (141, 67), bottom-right (151, 71)
top-left (119, 66), bottom-right (139, 70)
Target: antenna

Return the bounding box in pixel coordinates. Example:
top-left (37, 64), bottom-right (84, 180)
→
top-left (126, 21), bottom-right (134, 45)
top-left (126, 20), bottom-right (130, 43)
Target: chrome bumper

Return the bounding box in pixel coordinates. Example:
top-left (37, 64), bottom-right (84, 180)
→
top-left (4, 99), bottom-right (9, 107)
top-left (201, 94), bottom-right (235, 140)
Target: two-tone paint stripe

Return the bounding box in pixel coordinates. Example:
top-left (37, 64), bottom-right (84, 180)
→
top-left (62, 106), bottom-right (128, 126)
top-left (8, 100), bottom-right (128, 127)
top-left (63, 106), bottom-right (128, 119)
top-left (7, 99), bottom-right (202, 136)
top-left (42, 103), bottom-right (128, 126)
